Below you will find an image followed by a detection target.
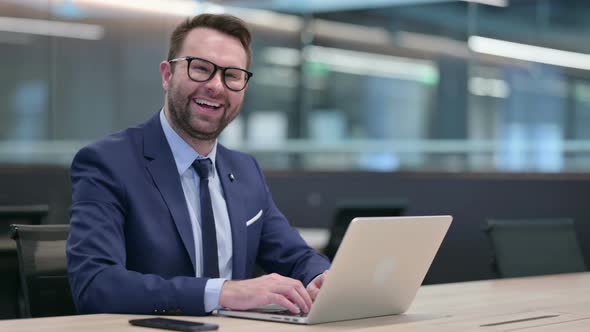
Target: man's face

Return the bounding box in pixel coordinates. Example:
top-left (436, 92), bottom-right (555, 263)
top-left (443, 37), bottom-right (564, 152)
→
top-left (160, 27), bottom-right (248, 141)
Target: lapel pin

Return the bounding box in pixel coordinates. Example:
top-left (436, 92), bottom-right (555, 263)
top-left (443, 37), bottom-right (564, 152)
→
top-left (228, 173), bottom-right (235, 182)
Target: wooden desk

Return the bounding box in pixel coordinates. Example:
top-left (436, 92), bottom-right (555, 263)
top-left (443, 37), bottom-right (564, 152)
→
top-left (2, 272), bottom-right (589, 331)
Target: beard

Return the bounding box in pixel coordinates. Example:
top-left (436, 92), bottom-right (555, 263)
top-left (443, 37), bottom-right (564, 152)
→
top-left (166, 80), bottom-right (238, 141)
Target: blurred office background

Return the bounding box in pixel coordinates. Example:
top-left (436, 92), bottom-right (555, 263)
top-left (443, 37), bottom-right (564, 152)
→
top-left (1, 0), bottom-right (590, 319)
top-left (1, 0), bottom-right (589, 172)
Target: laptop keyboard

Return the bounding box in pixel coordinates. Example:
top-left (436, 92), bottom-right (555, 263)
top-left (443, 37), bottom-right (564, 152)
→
top-left (250, 306), bottom-right (308, 317)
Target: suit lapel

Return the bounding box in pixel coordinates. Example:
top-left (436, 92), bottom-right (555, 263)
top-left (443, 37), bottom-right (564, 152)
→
top-left (143, 113), bottom-right (196, 272)
top-left (216, 145), bottom-right (247, 279)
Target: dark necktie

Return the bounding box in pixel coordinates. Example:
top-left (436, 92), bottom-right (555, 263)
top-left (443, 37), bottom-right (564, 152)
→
top-left (192, 158), bottom-right (220, 278)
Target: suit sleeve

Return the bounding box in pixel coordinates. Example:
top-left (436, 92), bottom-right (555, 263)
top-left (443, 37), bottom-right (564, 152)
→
top-left (66, 145), bottom-right (209, 316)
top-left (251, 157), bottom-right (331, 285)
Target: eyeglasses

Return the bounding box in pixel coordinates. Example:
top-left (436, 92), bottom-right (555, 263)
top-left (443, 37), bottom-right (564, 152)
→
top-left (168, 56), bottom-right (253, 92)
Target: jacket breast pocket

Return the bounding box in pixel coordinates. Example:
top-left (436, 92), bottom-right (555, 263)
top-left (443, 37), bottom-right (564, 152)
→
top-left (245, 209), bottom-right (263, 227)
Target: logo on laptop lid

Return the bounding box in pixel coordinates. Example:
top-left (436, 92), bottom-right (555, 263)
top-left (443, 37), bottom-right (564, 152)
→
top-left (372, 256), bottom-right (396, 286)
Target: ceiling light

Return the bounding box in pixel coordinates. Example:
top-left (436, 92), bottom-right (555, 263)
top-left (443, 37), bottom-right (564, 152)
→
top-left (397, 31), bottom-right (470, 58)
top-left (306, 46), bottom-right (439, 84)
top-left (72, 0), bottom-right (224, 16)
top-left (233, 8), bottom-right (302, 33)
top-left (0, 16), bottom-right (103, 40)
top-left (461, 0), bottom-right (508, 7)
top-left (469, 77), bottom-right (510, 98)
top-left (469, 36), bottom-right (590, 71)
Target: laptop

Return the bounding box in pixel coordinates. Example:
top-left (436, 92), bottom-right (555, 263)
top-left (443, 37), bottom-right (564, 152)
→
top-left (215, 215), bottom-right (452, 324)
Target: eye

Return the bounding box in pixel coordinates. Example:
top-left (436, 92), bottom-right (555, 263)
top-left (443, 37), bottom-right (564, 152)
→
top-left (189, 59), bottom-right (214, 74)
top-left (225, 70), bottom-right (243, 81)
top-left (193, 65), bottom-right (210, 73)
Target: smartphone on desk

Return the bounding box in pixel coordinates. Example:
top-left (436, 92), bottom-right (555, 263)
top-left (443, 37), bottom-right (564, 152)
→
top-left (129, 317), bottom-right (218, 331)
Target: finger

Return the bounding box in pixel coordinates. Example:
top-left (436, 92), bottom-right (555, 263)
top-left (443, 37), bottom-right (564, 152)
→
top-left (292, 281), bottom-right (312, 312)
top-left (306, 271), bottom-right (327, 293)
top-left (270, 293), bottom-right (300, 314)
top-left (314, 274), bottom-right (326, 289)
top-left (271, 276), bottom-right (312, 312)
top-left (277, 283), bottom-right (310, 313)
top-left (307, 271), bottom-right (328, 301)
top-left (308, 286), bottom-right (320, 301)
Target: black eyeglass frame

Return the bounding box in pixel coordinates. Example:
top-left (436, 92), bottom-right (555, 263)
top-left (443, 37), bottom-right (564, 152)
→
top-left (168, 56), bottom-right (253, 92)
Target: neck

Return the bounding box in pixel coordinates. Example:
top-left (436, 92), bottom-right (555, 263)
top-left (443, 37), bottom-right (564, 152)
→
top-left (163, 107), bottom-right (215, 157)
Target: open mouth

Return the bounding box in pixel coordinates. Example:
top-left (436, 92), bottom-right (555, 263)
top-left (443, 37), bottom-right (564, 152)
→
top-left (193, 98), bottom-right (221, 110)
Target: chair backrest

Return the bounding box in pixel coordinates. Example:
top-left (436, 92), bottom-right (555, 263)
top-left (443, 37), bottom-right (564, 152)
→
top-left (323, 199), bottom-right (407, 261)
top-left (0, 205), bottom-right (50, 319)
top-left (485, 218), bottom-right (588, 278)
top-left (9, 224), bottom-right (76, 317)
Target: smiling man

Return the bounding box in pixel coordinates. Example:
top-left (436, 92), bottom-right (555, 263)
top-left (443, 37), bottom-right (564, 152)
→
top-left (67, 14), bottom-right (330, 316)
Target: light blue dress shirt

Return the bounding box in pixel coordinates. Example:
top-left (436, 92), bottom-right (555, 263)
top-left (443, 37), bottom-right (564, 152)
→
top-left (160, 110), bottom-right (232, 312)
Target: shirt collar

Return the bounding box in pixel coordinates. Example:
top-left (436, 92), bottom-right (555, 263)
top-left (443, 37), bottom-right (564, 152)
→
top-left (159, 109), bottom-right (218, 175)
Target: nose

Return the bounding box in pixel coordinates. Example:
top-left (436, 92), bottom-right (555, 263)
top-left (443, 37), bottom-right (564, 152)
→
top-left (203, 70), bottom-right (224, 94)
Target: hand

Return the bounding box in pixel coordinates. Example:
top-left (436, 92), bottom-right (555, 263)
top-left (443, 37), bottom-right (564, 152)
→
top-left (306, 270), bottom-right (329, 301)
top-left (219, 273), bottom-right (312, 314)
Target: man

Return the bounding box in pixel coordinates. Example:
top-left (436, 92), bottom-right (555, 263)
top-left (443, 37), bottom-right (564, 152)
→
top-left (66, 13), bottom-right (330, 317)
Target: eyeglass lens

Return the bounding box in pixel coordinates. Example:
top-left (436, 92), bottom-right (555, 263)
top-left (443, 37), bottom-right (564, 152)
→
top-left (188, 58), bottom-right (248, 91)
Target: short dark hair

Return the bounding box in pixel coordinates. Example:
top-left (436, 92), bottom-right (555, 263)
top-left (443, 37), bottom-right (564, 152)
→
top-left (167, 14), bottom-right (252, 68)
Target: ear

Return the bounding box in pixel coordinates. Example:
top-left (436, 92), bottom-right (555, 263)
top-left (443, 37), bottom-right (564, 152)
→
top-left (160, 61), bottom-right (173, 92)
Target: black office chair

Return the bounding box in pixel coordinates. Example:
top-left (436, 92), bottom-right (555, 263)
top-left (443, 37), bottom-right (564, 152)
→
top-left (484, 218), bottom-right (587, 278)
top-left (9, 224), bottom-right (76, 317)
top-left (323, 199), bottom-right (407, 261)
top-left (0, 205), bottom-right (50, 319)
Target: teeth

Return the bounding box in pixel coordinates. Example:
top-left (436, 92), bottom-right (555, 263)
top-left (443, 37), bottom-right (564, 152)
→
top-left (194, 99), bottom-right (220, 107)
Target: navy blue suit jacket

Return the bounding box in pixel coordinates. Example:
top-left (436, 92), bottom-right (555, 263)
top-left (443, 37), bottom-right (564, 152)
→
top-left (66, 112), bottom-right (330, 316)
